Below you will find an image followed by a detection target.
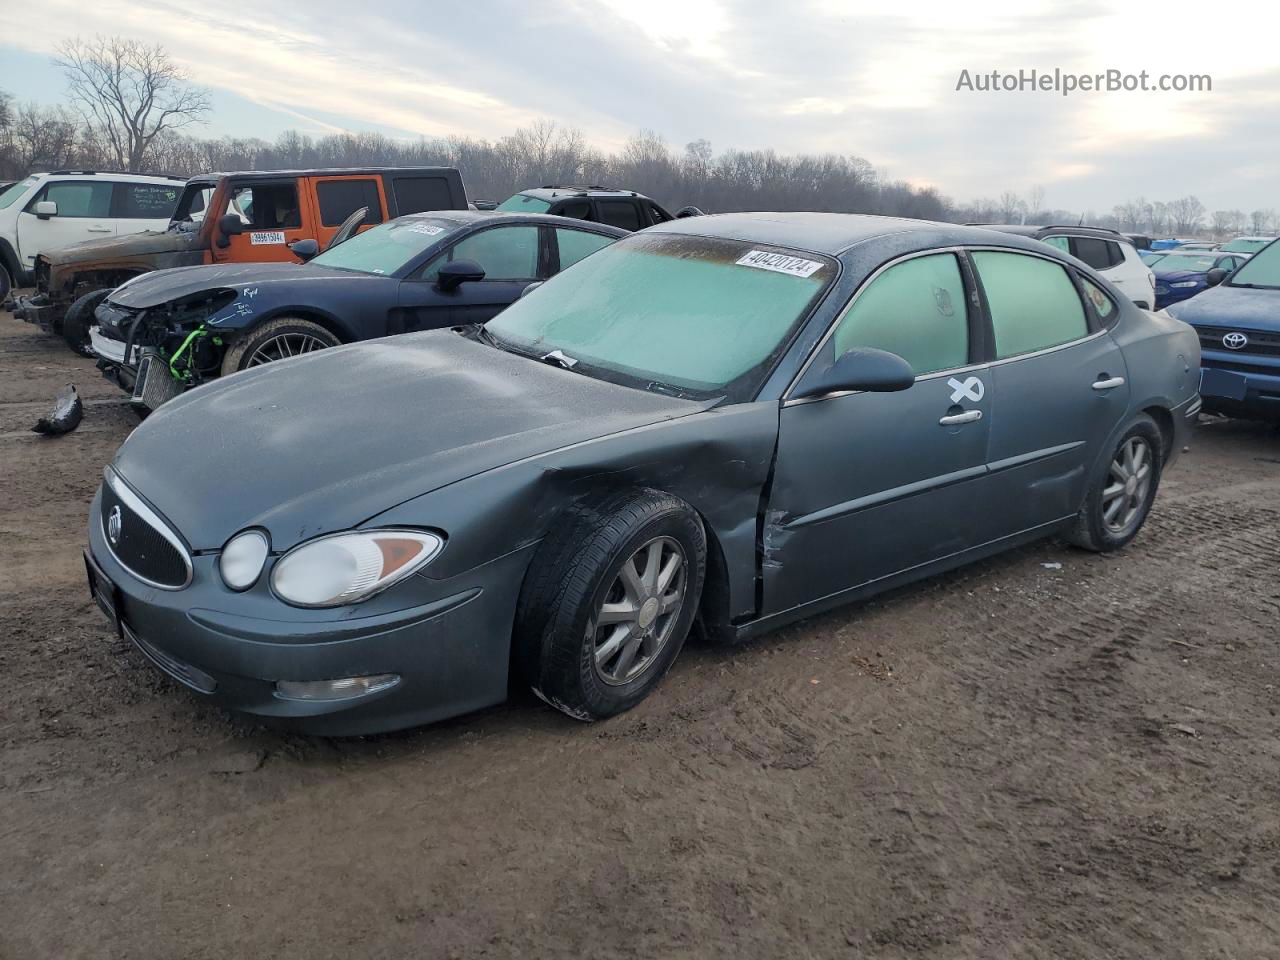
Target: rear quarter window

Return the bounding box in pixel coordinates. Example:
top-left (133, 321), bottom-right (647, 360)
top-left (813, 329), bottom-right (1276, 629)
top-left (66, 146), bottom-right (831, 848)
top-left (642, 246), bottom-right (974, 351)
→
top-left (392, 177), bottom-right (456, 215)
top-left (595, 200), bottom-right (642, 231)
top-left (114, 183), bottom-right (181, 219)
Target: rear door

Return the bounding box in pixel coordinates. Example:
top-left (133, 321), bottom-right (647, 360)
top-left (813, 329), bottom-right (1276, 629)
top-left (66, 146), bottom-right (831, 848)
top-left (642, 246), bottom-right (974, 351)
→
top-left (764, 250), bottom-right (994, 614)
top-left (110, 181), bottom-right (181, 235)
top-left (16, 179), bottom-right (115, 269)
top-left (305, 175), bottom-right (385, 248)
top-left (974, 250), bottom-right (1130, 536)
top-left (399, 223), bottom-right (547, 329)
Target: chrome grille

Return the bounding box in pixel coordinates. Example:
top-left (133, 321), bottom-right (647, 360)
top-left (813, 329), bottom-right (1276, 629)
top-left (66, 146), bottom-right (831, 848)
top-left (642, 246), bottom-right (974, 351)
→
top-left (101, 471), bottom-right (192, 589)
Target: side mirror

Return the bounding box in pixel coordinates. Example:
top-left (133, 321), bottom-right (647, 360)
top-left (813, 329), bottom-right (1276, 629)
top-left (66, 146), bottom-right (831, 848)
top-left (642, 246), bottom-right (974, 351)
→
top-left (520, 280), bottom-right (544, 299)
top-left (216, 214), bottom-right (245, 248)
top-left (436, 258), bottom-right (485, 291)
top-left (793, 347), bottom-right (916, 400)
top-left (1205, 267), bottom-right (1228, 287)
top-left (34, 200), bottom-right (57, 219)
top-left (289, 238), bottom-right (319, 262)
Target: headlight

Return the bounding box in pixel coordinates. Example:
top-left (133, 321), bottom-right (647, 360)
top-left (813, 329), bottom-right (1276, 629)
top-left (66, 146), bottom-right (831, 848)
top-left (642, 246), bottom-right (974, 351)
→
top-left (220, 529), bottom-right (270, 590)
top-left (1170, 281), bottom-right (1199, 289)
top-left (271, 530), bottom-right (443, 608)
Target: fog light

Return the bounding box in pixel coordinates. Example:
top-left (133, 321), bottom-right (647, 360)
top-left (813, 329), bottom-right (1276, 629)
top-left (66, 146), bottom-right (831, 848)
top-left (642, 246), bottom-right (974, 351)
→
top-left (274, 674), bottom-right (400, 702)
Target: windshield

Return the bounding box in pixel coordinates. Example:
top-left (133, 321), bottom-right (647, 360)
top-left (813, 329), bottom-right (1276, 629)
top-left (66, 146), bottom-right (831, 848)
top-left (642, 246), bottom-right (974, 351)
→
top-left (0, 176), bottom-right (35, 210)
top-left (1220, 238), bottom-right (1273, 254)
top-left (496, 193), bottom-right (552, 213)
top-left (1140, 252), bottom-right (1166, 267)
top-left (485, 233), bottom-right (837, 398)
top-left (310, 216), bottom-right (463, 275)
top-left (1154, 254), bottom-right (1217, 273)
top-left (1226, 240), bottom-right (1280, 288)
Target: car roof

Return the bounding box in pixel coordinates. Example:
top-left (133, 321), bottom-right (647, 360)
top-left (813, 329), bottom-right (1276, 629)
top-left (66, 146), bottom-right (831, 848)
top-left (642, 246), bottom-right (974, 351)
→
top-left (398, 209), bottom-right (629, 234)
top-left (973, 223), bottom-right (1127, 242)
top-left (515, 186), bottom-right (653, 201)
top-left (645, 212), bottom-right (1066, 257)
top-left (186, 166), bottom-right (457, 184)
top-left (31, 170), bottom-right (186, 183)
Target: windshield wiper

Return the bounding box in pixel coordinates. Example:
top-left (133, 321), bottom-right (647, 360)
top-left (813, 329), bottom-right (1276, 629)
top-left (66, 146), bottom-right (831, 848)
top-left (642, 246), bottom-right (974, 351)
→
top-left (540, 349), bottom-right (579, 369)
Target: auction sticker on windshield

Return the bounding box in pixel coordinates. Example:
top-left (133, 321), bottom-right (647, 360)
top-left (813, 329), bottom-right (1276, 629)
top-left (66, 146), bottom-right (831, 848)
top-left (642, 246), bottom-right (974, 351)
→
top-left (736, 249), bottom-right (825, 278)
top-left (250, 232), bottom-right (286, 245)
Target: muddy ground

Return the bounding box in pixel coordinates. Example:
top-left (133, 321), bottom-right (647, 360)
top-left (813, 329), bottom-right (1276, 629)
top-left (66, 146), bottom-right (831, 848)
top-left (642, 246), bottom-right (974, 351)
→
top-left (1, 302), bottom-right (1278, 960)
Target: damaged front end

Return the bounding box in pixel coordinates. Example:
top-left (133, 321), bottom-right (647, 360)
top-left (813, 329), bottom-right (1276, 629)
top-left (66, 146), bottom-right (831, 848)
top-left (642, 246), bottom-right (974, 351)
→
top-left (92, 289), bottom-right (238, 411)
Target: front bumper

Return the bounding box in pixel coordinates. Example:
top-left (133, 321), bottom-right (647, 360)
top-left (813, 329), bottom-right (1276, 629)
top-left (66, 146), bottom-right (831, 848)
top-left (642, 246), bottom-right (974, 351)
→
top-left (86, 488), bottom-right (532, 735)
top-left (1198, 349), bottom-right (1280, 421)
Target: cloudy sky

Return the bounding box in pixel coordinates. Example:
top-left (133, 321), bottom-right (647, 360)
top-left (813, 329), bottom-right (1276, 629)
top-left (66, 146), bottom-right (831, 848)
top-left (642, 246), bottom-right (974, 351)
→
top-left (1, 0), bottom-right (1276, 214)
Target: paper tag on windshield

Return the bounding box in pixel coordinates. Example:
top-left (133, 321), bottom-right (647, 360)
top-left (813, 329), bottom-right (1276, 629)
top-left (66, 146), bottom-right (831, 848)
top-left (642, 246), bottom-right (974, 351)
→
top-left (250, 231), bottom-right (285, 245)
top-left (736, 249), bottom-right (824, 278)
top-left (409, 223), bottom-right (445, 235)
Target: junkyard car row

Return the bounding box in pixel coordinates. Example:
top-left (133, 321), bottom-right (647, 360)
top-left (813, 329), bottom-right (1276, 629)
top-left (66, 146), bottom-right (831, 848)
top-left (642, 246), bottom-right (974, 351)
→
top-left (7, 164), bottom-right (1277, 734)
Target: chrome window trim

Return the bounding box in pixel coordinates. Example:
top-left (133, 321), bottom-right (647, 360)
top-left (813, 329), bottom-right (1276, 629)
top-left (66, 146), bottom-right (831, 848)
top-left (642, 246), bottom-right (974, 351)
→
top-left (103, 467), bottom-right (193, 590)
top-left (782, 243), bottom-right (1105, 407)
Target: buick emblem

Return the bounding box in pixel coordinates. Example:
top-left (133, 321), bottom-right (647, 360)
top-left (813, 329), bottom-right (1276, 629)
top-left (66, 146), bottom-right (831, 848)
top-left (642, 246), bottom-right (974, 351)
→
top-left (107, 505), bottom-right (122, 544)
top-left (1223, 331), bottom-right (1249, 350)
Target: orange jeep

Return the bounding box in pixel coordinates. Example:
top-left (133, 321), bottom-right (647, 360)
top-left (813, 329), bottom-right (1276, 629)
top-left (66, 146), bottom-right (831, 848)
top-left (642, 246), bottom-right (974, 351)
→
top-left (13, 167), bottom-right (468, 352)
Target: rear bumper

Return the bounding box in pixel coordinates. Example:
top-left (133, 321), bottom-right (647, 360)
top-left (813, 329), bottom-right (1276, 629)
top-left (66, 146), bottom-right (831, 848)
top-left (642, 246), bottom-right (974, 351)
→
top-left (86, 488), bottom-right (531, 735)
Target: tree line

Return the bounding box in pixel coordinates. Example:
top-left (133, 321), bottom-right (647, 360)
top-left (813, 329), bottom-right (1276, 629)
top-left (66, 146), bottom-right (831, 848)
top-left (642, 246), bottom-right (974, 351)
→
top-left (0, 36), bottom-right (1272, 238)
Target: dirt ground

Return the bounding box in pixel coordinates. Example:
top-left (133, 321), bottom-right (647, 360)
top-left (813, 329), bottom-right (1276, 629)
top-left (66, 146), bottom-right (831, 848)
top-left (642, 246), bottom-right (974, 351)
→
top-left (2, 302), bottom-right (1279, 960)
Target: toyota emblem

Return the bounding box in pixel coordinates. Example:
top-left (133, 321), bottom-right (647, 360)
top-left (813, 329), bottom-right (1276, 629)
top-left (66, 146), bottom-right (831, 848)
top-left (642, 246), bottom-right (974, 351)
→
top-left (107, 505), bottom-right (122, 544)
top-left (1223, 331), bottom-right (1249, 350)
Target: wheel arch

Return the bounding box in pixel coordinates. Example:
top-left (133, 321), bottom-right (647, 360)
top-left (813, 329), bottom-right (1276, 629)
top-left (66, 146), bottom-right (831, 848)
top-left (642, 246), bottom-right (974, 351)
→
top-left (222, 305), bottom-right (357, 344)
top-left (1142, 404), bottom-right (1175, 461)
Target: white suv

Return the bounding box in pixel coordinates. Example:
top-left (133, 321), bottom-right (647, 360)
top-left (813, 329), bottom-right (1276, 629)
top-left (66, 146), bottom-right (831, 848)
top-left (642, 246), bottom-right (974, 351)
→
top-left (976, 224), bottom-right (1157, 309)
top-left (0, 171), bottom-right (184, 299)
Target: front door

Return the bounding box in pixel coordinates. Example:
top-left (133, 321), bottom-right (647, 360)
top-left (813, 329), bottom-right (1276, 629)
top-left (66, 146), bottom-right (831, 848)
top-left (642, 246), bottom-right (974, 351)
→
top-left (212, 179), bottom-right (309, 263)
top-left (16, 179), bottom-right (115, 269)
top-left (764, 251), bottom-right (994, 615)
top-left (405, 223), bottom-right (546, 329)
top-left (972, 251), bottom-right (1131, 535)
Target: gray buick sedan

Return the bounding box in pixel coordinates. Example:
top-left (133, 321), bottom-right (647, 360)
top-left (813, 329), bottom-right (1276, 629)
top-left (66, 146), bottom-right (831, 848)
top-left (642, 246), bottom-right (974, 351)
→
top-left (85, 214), bottom-right (1201, 734)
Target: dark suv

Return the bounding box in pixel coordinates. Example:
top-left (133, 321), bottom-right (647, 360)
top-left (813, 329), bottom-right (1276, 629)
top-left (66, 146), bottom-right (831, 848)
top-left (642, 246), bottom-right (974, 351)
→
top-left (495, 186), bottom-right (693, 232)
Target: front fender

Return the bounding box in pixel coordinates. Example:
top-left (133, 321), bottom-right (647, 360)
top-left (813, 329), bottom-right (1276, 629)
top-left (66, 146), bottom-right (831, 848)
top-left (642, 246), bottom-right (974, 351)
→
top-left (205, 295), bottom-right (357, 341)
top-left (364, 402), bottom-right (781, 626)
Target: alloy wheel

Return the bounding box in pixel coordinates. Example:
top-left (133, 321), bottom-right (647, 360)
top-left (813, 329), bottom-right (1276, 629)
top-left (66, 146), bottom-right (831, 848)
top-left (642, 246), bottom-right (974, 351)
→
top-left (1102, 436), bottom-right (1153, 534)
top-left (591, 536), bottom-right (687, 686)
top-left (246, 333), bottom-right (331, 366)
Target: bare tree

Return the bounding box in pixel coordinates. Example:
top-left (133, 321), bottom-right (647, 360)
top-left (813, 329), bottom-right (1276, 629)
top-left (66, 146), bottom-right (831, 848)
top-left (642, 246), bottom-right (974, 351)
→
top-left (1167, 196), bottom-right (1205, 235)
top-left (1026, 184), bottom-right (1046, 221)
top-left (55, 36), bottom-right (210, 172)
top-left (997, 190), bottom-right (1024, 223)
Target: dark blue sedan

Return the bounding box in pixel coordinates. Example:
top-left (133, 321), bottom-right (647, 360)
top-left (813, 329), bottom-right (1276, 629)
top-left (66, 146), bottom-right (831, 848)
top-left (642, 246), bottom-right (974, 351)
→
top-left (1153, 250), bottom-right (1250, 309)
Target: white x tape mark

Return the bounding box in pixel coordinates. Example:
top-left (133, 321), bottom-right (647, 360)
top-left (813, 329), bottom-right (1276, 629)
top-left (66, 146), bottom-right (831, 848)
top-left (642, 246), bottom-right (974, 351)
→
top-left (948, 376), bottom-right (985, 404)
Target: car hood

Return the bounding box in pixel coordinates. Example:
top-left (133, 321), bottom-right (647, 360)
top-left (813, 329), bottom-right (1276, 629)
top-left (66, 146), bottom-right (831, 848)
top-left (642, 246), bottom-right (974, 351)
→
top-left (108, 261), bottom-right (378, 308)
top-left (111, 331), bottom-right (708, 550)
top-left (1153, 269), bottom-right (1205, 283)
top-left (44, 229), bottom-right (199, 265)
top-left (1164, 282), bottom-right (1280, 329)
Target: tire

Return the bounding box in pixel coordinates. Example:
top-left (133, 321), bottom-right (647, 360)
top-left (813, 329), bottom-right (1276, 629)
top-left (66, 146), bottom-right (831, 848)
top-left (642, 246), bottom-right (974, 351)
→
top-left (1066, 414), bottom-right (1163, 552)
top-left (0, 262), bottom-right (12, 303)
top-left (63, 288), bottom-right (110, 356)
top-left (515, 488), bottom-right (706, 721)
top-left (220, 316), bottom-right (340, 376)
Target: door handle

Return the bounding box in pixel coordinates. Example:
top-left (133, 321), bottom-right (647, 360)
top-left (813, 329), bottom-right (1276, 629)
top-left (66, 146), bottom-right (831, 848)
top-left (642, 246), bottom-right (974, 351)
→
top-left (939, 410), bottom-right (983, 426)
top-left (1092, 376), bottom-right (1125, 391)
top-left (87, 227), bottom-right (112, 233)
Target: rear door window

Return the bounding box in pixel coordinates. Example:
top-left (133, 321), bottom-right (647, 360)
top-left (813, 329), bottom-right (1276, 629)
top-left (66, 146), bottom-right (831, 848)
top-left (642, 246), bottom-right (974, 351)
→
top-left (595, 200), bottom-right (642, 231)
top-left (315, 179), bottom-right (383, 226)
top-left (113, 182), bottom-right (181, 219)
top-left (34, 180), bottom-right (112, 218)
top-left (973, 251), bottom-right (1089, 359)
top-left (1042, 235), bottom-right (1071, 254)
top-left (555, 228), bottom-right (615, 271)
top-left (1070, 237), bottom-right (1116, 270)
top-left (826, 252), bottom-right (970, 375)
